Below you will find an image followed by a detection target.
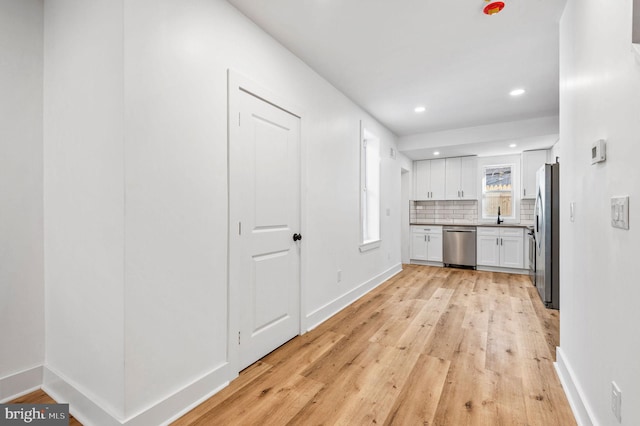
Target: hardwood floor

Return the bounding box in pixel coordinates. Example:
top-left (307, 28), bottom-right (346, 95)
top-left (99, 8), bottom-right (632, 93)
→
top-left (174, 265), bottom-right (575, 426)
top-left (11, 265), bottom-right (574, 426)
top-left (8, 389), bottom-right (82, 426)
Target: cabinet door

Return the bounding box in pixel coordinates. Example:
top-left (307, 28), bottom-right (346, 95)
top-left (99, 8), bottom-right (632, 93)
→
top-left (500, 236), bottom-right (524, 268)
top-left (459, 156), bottom-right (478, 200)
top-left (410, 233), bottom-right (428, 260)
top-left (445, 157), bottom-right (461, 200)
top-left (522, 150), bottom-right (547, 199)
top-left (430, 159), bottom-right (446, 200)
top-left (477, 235), bottom-right (500, 266)
top-left (426, 232), bottom-right (443, 262)
top-left (414, 160), bottom-right (430, 200)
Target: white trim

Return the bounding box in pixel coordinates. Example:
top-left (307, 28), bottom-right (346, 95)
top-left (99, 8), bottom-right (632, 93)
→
top-left (409, 260), bottom-right (444, 267)
top-left (43, 366), bottom-right (123, 426)
top-left (476, 265), bottom-right (529, 275)
top-left (43, 362), bottom-right (233, 426)
top-left (0, 365), bottom-right (43, 403)
top-left (554, 347), bottom-right (597, 426)
top-left (359, 240), bottom-right (381, 252)
top-left (633, 44), bottom-right (640, 64)
top-left (304, 263), bottom-right (402, 332)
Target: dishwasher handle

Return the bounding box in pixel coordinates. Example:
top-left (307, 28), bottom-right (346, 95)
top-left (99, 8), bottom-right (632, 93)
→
top-left (444, 229), bottom-right (476, 233)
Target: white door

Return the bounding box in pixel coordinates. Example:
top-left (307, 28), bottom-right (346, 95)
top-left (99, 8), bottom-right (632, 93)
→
top-left (411, 232), bottom-right (428, 260)
top-left (426, 233), bottom-right (443, 262)
top-left (477, 235), bottom-right (500, 266)
top-left (445, 157), bottom-right (461, 200)
top-left (500, 236), bottom-right (524, 268)
top-left (231, 88), bottom-right (301, 370)
top-left (414, 160), bottom-right (430, 199)
top-left (459, 156), bottom-right (477, 200)
top-left (430, 159), bottom-right (446, 200)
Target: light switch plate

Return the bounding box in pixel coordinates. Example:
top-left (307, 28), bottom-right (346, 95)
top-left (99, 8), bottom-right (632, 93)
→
top-left (611, 196), bottom-right (629, 229)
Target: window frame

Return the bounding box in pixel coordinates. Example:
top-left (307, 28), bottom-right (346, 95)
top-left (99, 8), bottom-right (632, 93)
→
top-left (480, 162), bottom-right (517, 222)
top-left (359, 124), bottom-right (381, 252)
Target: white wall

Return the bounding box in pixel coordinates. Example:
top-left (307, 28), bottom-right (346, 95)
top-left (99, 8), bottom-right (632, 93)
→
top-left (398, 153), bottom-right (413, 263)
top-left (43, 0), bottom-right (403, 423)
top-left (0, 0), bottom-right (44, 399)
top-left (558, 1), bottom-right (640, 425)
top-left (43, 0), bottom-right (126, 420)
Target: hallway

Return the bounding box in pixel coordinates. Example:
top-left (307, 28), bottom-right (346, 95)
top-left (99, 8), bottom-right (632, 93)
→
top-left (173, 265), bottom-right (576, 425)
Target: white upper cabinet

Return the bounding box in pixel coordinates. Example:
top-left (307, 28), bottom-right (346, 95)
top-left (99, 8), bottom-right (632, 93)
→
top-left (521, 150), bottom-right (548, 199)
top-left (445, 156), bottom-right (477, 200)
top-left (413, 159), bottom-right (445, 200)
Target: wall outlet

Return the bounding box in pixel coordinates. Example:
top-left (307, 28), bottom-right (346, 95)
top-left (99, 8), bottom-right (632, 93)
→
top-left (612, 381), bottom-right (622, 423)
top-left (337, 269), bottom-right (342, 283)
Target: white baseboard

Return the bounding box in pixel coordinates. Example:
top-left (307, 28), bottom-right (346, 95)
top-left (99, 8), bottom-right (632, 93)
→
top-left (43, 366), bottom-right (123, 426)
top-left (554, 347), bottom-right (597, 426)
top-left (0, 365), bottom-right (43, 403)
top-left (43, 362), bottom-right (234, 426)
top-left (476, 265), bottom-right (529, 275)
top-left (304, 263), bottom-right (402, 332)
top-left (409, 260), bottom-right (443, 267)
top-left (125, 363), bottom-right (232, 426)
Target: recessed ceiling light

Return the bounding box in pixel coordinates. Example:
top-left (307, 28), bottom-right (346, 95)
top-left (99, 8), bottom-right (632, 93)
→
top-left (433, 151), bottom-right (440, 156)
top-left (414, 106), bottom-right (426, 113)
top-left (509, 143), bottom-right (517, 148)
top-left (510, 88), bottom-right (526, 96)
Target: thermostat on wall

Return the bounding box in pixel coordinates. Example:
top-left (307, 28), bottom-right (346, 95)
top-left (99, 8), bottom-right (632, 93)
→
top-left (591, 139), bottom-right (606, 164)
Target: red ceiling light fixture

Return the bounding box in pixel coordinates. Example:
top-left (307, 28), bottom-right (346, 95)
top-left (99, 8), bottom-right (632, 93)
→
top-left (483, 1), bottom-right (505, 15)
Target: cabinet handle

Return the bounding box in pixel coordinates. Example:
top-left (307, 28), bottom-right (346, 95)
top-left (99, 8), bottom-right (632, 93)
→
top-left (501, 238), bottom-right (503, 246)
top-left (461, 190), bottom-right (464, 198)
top-left (424, 235), bottom-right (427, 242)
top-left (524, 188), bottom-right (526, 196)
top-left (496, 238), bottom-right (498, 245)
top-left (428, 235), bottom-right (431, 242)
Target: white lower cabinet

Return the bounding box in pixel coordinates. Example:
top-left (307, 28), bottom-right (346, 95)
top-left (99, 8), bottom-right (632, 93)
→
top-left (477, 227), bottom-right (524, 269)
top-left (410, 226), bottom-right (443, 262)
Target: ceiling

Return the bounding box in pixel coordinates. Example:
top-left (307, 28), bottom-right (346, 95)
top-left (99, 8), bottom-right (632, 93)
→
top-left (227, 0), bottom-right (566, 157)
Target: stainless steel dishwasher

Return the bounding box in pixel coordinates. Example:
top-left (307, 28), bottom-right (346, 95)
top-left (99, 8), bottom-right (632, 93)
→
top-left (443, 226), bottom-right (477, 268)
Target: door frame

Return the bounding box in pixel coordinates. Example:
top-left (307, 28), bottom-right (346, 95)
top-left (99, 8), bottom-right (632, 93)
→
top-left (227, 69), bottom-right (305, 374)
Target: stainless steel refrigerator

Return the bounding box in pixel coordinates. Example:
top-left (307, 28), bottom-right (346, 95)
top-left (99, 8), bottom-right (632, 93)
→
top-left (534, 163), bottom-right (560, 309)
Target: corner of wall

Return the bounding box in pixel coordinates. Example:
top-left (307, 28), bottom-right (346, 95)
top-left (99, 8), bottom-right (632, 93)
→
top-left (555, 347), bottom-right (597, 426)
top-left (0, 366), bottom-right (43, 404)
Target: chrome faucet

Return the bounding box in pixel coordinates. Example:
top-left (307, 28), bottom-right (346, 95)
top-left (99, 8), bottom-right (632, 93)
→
top-left (497, 206), bottom-right (504, 224)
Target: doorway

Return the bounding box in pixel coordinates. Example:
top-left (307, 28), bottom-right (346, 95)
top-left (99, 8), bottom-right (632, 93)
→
top-left (228, 72), bottom-right (302, 370)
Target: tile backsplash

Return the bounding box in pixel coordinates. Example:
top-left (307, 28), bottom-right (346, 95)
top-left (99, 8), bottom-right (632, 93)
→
top-left (520, 198), bottom-right (535, 224)
top-left (410, 198), bottom-right (536, 224)
top-left (410, 200), bottom-right (478, 224)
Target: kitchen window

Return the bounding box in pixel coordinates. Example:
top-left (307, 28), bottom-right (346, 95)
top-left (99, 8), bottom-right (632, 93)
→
top-left (360, 125), bottom-right (381, 251)
top-left (481, 164), bottom-right (516, 221)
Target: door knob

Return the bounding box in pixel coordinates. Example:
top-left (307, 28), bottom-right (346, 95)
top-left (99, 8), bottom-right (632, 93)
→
top-left (293, 233), bottom-right (302, 242)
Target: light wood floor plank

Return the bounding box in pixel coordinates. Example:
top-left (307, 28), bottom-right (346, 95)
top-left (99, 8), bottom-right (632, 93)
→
top-left (174, 265), bottom-right (574, 426)
top-left (13, 265), bottom-right (575, 426)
